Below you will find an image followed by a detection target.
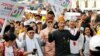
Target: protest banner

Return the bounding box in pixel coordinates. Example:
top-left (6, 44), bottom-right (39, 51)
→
top-left (64, 12), bottom-right (81, 20)
top-left (48, 0), bottom-right (71, 13)
top-left (48, 0), bottom-right (71, 21)
top-left (25, 9), bottom-right (47, 15)
top-left (0, 0), bottom-right (25, 35)
top-left (55, 0), bottom-right (71, 9)
top-left (0, 0), bottom-right (25, 21)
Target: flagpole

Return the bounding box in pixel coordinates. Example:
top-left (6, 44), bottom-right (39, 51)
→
top-left (0, 19), bottom-right (7, 35)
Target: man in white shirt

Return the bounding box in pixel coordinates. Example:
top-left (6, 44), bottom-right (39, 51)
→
top-left (68, 19), bottom-right (80, 56)
top-left (18, 26), bottom-right (43, 56)
top-left (25, 27), bottom-right (43, 56)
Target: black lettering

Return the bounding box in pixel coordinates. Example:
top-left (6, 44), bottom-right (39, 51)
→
top-left (4, 7), bottom-right (12, 10)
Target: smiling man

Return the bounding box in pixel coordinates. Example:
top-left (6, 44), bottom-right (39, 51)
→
top-left (48, 16), bottom-right (80, 56)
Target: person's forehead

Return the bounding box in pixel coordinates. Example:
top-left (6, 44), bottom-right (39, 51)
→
top-left (85, 27), bottom-right (90, 30)
top-left (81, 14), bottom-right (86, 16)
top-left (48, 14), bottom-right (54, 17)
top-left (47, 20), bottom-right (53, 22)
top-left (69, 21), bottom-right (76, 23)
top-left (59, 21), bottom-right (65, 23)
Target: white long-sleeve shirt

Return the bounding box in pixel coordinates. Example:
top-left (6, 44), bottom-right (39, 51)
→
top-left (83, 35), bottom-right (91, 56)
top-left (70, 33), bottom-right (84, 54)
top-left (17, 32), bottom-right (43, 56)
top-left (68, 28), bottom-right (84, 54)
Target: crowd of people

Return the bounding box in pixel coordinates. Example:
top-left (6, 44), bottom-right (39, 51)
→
top-left (0, 6), bottom-right (100, 56)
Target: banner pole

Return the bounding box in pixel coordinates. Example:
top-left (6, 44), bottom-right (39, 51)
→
top-left (0, 19), bottom-right (7, 35)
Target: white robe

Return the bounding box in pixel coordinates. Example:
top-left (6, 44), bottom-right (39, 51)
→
top-left (22, 34), bottom-right (43, 56)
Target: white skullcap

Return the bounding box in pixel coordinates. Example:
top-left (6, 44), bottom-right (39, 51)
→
top-left (69, 16), bottom-right (77, 22)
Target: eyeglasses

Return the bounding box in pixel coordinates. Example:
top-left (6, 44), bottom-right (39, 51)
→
top-left (47, 21), bottom-right (53, 23)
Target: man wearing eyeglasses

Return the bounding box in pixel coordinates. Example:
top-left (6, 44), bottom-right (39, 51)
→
top-left (19, 27), bottom-right (43, 56)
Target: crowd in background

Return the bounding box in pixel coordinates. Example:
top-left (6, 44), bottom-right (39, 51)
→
top-left (0, 6), bottom-right (100, 56)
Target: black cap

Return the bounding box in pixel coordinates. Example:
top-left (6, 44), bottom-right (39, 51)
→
top-left (27, 27), bottom-right (34, 32)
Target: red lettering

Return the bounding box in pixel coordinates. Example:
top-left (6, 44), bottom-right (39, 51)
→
top-left (1, 2), bottom-right (14, 8)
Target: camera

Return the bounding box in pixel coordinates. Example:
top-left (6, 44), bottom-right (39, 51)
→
top-left (32, 49), bottom-right (37, 55)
